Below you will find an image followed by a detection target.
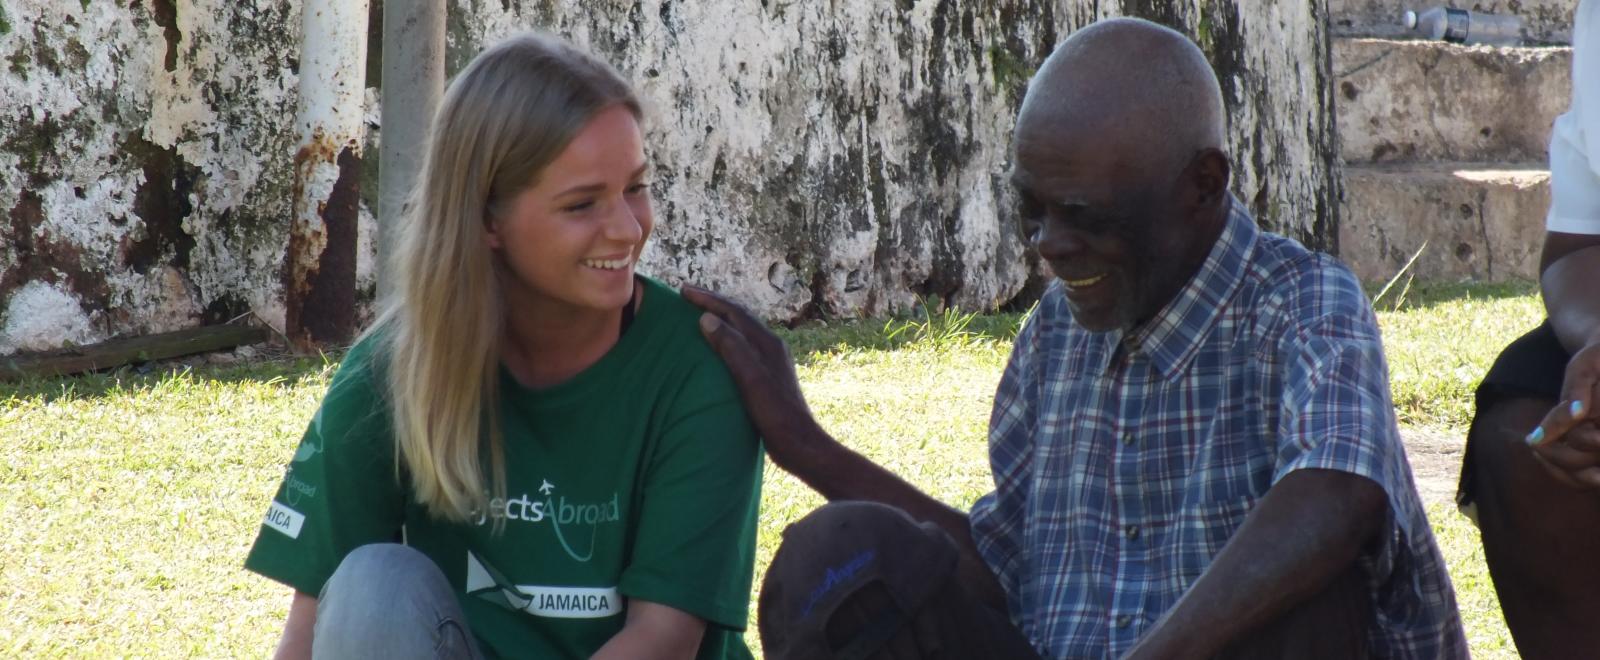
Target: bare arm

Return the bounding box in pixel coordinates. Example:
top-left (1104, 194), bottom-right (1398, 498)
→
top-left (1120, 469), bottom-right (1386, 660)
top-left (682, 286), bottom-right (1009, 609)
top-left (1527, 233), bottom-right (1600, 487)
top-left (1539, 232), bottom-right (1600, 353)
top-left (590, 600), bottom-right (706, 660)
top-left (273, 591), bottom-right (318, 660)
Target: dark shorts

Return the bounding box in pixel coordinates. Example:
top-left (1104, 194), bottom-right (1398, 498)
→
top-left (1457, 320), bottom-right (1572, 508)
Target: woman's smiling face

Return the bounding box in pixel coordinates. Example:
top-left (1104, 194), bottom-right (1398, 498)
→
top-left (487, 105), bottom-right (653, 317)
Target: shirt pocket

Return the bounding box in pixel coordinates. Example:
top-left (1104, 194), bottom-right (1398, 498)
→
top-left (1167, 494), bottom-right (1257, 592)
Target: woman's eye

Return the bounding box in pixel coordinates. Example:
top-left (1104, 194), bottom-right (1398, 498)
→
top-left (562, 200), bottom-right (595, 213)
top-left (626, 182), bottom-right (650, 195)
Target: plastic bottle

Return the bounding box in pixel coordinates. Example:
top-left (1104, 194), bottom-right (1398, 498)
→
top-left (1403, 7), bottom-right (1523, 46)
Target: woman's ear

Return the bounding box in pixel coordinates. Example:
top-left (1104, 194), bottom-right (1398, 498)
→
top-left (483, 212), bottom-right (504, 249)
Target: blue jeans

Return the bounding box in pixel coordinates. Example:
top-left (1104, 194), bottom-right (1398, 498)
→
top-left (313, 543), bottom-right (484, 660)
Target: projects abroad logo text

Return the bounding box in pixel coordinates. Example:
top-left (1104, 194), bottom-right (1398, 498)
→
top-left (473, 480), bottom-right (620, 562)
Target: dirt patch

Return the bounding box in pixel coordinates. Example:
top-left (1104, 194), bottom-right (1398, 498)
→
top-left (1400, 425), bottom-right (1468, 508)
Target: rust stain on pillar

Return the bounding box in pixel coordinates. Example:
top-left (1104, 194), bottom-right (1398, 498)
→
top-left (285, 132), bottom-right (360, 349)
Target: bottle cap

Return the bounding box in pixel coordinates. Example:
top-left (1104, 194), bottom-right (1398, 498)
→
top-left (1403, 10), bottom-right (1417, 29)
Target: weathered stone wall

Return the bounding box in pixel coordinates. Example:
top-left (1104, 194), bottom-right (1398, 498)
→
top-left (0, 0), bottom-right (1336, 356)
top-left (0, 0), bottom-right (320, 355)
top-left (1098, 1), bottom-right (1341, 247)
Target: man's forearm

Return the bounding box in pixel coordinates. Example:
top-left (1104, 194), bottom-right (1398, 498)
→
top-left (1542, 242), bottom-right (1600, 353)
top-left (779, 421), bottom-right (1009, 609)
top-left (1125, 469), bottom-right (1385, 659)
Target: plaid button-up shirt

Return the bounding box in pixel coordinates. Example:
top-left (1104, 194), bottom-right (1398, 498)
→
top-left (969, 200), bottom-right (1467, 659)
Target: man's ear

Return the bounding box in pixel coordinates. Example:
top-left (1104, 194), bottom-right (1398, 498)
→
top-left (1181, 148), bottom-right (1231, 208)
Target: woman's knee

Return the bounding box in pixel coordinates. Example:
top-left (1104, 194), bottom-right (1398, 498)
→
top-left (315, 544), bottom-right (477, 659)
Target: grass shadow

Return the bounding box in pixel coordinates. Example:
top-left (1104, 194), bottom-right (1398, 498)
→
top-left (777, 308), bottom-right (1029, 366)
top-left (0, 349), bottom-right (345, 405)
top-left (1366, 279), bottom-right (1539, 313)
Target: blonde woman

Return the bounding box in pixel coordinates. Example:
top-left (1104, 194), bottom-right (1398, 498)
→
top-left (245, 33), bottom-right (763, 660)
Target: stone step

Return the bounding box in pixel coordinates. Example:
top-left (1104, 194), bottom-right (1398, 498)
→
top-left (1335, 37), bottom-right (1570, 165)
top-left (1330, 0), bottom-right (1575, 43)
top-left (1338, 163), bottom-right (1548, 283)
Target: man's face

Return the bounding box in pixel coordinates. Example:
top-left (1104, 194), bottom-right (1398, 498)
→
top-left (1011, 127), bottom-right (1199, 333)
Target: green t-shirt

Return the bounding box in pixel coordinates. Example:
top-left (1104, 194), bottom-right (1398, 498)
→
top-left (245, 277), bottom-right (763, 659)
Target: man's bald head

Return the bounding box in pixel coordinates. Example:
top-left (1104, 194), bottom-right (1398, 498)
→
top-left (1009, 18), bottom-right (1234, 333)
top-left (1017, 17), bottom-right (1226, 182)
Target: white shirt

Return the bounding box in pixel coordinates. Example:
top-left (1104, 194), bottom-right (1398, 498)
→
top-left (1549, 0), bottom-right (1600, 234)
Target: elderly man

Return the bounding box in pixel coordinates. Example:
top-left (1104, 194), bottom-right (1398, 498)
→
top-left (687, 17), bottom-right (1466, 659)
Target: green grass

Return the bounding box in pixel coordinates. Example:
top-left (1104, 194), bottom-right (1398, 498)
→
top-left (0, 284), bottom-right (1540, 657)
top-left (1377, 280), bottom-right (1543, 429)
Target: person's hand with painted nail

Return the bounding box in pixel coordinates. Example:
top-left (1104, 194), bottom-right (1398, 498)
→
top-left (1527, 339), bottom-right (1600, 489)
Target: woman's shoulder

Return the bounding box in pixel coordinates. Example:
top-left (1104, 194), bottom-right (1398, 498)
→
top-left (329, 330), bottom-right (391, 388)
top-left (635, 277), bottom-right (717, 350)
top-left (636, 276), bottom-right (700, 321)
top-left (632, 276), bottom-right (739, 384)
top-left (314, 329), bottom-right (395, 426)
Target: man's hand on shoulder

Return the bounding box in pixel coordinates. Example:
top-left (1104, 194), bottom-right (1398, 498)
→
top-left (681, 285), bottom-right (835, 473)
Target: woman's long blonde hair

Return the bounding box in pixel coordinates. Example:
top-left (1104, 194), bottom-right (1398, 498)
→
top-left (365, 33), bottom-right (641, 523)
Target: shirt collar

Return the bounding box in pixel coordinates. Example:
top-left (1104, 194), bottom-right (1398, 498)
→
top-left (1101, 196), bottom-right (1258, 379)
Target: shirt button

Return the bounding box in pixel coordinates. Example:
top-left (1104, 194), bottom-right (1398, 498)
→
top-left (1121, 433), bottom-right (1135, 446)
top-left (1124, 524), bottom-right (1140, 540)
top-left (1115, 614), bottom-right (1133, 628)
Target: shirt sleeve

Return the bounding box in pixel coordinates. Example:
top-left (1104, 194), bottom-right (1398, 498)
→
top-left (1271, 302), bottom-right (1429, 577)
top-left (1266, 260), bottom-right (1468, 657)
top-left (243, 340), bottom-right (406, 597)
top-left (1547, 0), bottom-right (1600, 235)
top-left (969, 301), bottom-right (1045, 619)
top-left (617, 357), bottom-right (763, 632)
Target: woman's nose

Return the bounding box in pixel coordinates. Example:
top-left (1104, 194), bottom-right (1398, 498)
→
top-left (604, 197), bottom-right (645, 243)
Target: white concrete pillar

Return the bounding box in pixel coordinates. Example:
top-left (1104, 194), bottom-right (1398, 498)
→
top-left (286, 0), bottom-right (370, 349)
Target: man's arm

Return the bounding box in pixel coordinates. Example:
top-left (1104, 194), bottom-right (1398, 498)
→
top-left (682, 286), bottom-right (1008, 609)
top-left (1120, 469), bottom-right (1386, 660)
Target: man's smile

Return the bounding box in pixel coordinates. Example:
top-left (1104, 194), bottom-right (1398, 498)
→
top-left (1062, 273), bottom-right (1106, 289)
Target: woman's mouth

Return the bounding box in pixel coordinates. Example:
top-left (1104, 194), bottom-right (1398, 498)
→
top-left (581, 257), bottom-right (632, 271)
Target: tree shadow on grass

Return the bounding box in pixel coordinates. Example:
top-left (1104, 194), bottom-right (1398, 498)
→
top-left (776, 310), bottom-right (1030, 367)
top-left (0, 349), bottom-right (345, 405)
top-left (2, 307), bottom-right (1035, 403)
top-left (1366, 279), bottom-right (1539, 313)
